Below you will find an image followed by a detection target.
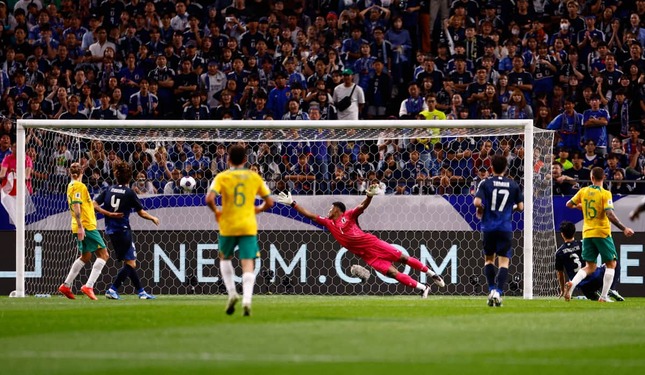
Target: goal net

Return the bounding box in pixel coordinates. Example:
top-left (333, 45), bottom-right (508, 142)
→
top-left (12, 119), bottom-right (556, 298)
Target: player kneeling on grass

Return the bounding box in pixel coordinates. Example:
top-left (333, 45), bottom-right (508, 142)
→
top-left (59, 163), bottom-right (113, 300)
top-left (564, 167), bottom-right (634, 302)
top-left (555, 221), bottom-right (625, 301)
top-left (277, 184), bottom-right (445, 298)
top-left (93, 161), bottom-right (160, 300)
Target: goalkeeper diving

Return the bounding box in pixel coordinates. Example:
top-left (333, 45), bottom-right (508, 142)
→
top-left (277, 184), bottom-right (445, 298)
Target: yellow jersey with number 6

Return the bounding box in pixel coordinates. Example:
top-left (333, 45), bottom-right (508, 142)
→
top-left (568, 185), bottom-right (613, 238)
top-left (67, 180), bottom-right (98, 232)
top-left (211, 168), bottom-right (271, 236)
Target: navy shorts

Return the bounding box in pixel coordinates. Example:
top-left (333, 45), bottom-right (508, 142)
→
top-left (482, 231), bottom-right (513, 258)
top-left (108, 231), bottom-right (136, 261)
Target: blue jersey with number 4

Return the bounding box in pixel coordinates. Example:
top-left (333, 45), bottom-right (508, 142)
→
top-left (94, 185), bottom-right (144, 234)
top-left (475, 176), bottom-right (523, 232)
top-left (554, 240), bottom-right (603, 287)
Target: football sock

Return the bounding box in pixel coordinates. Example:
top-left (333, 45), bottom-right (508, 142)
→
top-left (601, 268), bottom-right (615, 299)
top-left (484, 263), bottom-right (496, 291)
top-left (128, 266), bottom-right (143, 291)
top-left (63, 259), bottom-right (86, 286)
top-left (611, 263), bottom-right (620, 289)
top-left (85, 258), bottom-right (106, 288)
top-left (395, 272), bottom-right (425, 290)
top-left (112, 264), bottom-right (131, 290)
top-left (570, 269), bottom-right (587, 290)
top-left (220, 260), bottom-right (236, 296)
top-left (242, 272), bottom-right (256, 305)
top-left (496, 267), bottom-right (508, 294)
top-left (405, 257), bottom-right (429, 273)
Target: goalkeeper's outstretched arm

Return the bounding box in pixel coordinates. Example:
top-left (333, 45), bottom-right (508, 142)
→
top-left (277, 192), bottom-right (318, 220)
top-left (292, 202), bottom-right (319, 221)
top-left (355, 184), bottom-right (379, 214)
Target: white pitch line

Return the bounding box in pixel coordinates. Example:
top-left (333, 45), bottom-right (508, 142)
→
top-left (2, 351), bottom-right (645, 367)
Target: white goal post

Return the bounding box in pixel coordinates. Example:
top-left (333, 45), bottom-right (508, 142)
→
top-left (12, 119), bottom-right (552, 299)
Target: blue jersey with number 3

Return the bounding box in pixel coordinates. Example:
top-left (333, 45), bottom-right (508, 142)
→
top-left (94, 185), bottom-right (144, 234)
top-left (555, 240), bottom-right (603, 287)
top-left (475, 176), bottom-right (523, 232)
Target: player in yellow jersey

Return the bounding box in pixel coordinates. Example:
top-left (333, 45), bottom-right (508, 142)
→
top-left (206, 144), bottom-right (274, 316)
top-left (564, 167), bottom-right (634, 302)
top-left (58, 162), bottom-right (117, 300)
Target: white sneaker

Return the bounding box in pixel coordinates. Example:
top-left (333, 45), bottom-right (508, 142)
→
top-left (225, 294), bottom-right (240, 315)
top-left (422, 285), bottom-right (431, 299)
top-left (430, 274), bottom-right (446, 288)
top-left (492, 290), bottom-right (502, 307)
top-left (487, 290), bottom-right (495, 307)
top-left (608, 289), bottom-right (625, 302)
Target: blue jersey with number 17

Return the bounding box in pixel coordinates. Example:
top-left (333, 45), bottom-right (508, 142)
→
top-left (94, 184), bottom-right (144, 234)
top-left (475, 176), bottom-right (523, 232)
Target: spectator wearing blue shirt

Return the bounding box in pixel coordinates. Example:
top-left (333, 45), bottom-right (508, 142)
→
top-left (267, 71), bottom-right (290, 120)
top-left (147, 149), bottom-right (174, 191)
top-left (582, 93), bottom-right (610, 154)
top-left (184, 143), bottom-right (211, 176)
top-left (548, 96), bottom-right (584, 151)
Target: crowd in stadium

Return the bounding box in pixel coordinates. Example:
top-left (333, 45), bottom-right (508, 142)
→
top-left (1, 0), bottom-right (645, 197)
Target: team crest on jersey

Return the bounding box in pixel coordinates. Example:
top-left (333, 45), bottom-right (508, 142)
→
top-left (74, 192), bottom-right (81, 199)
top-left (341, 217), bottom-right (347, 224)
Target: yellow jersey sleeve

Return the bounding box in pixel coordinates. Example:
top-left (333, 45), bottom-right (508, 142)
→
top-left (604, 190), bottom-right (614, 211)
top-left (211, 174), bottom-right (221, 194)
top-left (256, 173), bottom-right (271, 198)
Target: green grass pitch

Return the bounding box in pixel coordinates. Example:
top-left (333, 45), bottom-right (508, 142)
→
top-left (1, 295), bottom-right (645, 375)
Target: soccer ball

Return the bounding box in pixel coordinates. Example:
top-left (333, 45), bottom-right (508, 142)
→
top-left (179, 176), bottom-right (197, 192)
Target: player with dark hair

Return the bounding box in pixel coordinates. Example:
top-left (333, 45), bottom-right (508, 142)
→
top-left (276, 185), bottom-right (446, 298)
top-left (473, 155), bottom-right (524, 307)
top-left (58, 163), bottom-right (112, 300)
top-left (555, 221), bottom-right (625, 301)
top-left (206, 144), bottom-right (274, 316)
top-left (564, 167), bottom-right (634, 302)
top-left (93, 161), bottom-right (160, 300)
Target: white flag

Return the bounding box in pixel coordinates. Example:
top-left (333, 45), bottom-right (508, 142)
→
top-left (1, 172), bottom-right (35, 225)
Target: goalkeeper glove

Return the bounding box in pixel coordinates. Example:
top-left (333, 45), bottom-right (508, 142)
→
top-left (366, 184), bottom-right (379, 197)
top-left (277, 191), bottom-right (295, 206)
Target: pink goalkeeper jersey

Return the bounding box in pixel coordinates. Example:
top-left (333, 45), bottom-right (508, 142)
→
top-left (315, 208), bottom-right (380, 256)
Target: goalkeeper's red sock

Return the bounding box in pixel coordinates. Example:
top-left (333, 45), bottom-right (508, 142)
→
top-left (405, 257), bottom-right (429, 273)
top-left (395, 272), bottom-right (425, 290)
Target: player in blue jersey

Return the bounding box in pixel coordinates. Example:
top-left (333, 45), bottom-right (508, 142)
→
top-left (555, 221), bottom-right (625, 301)
top-left (473, 155), bottom-right (524, 307)
top-left (93, 161), bottom-right (160, 300)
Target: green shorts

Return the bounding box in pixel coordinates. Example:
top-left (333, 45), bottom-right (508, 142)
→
top-left (582, 236), bottom-right (617, 264)
top-left (74, 229), bottom-right (107, 254)
top-left (218, 235), bottom-right (259, 259)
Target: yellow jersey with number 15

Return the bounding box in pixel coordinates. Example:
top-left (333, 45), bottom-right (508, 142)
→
top-left (67, 179), bottom-right (98, 232)
top-left (211, 168), bottom-right (271, 236)
top-left (568, 185), bottom-right (613, 238)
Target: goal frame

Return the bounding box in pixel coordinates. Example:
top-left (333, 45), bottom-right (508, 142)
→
top-left (13, 119), bottom-right (537, 298)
